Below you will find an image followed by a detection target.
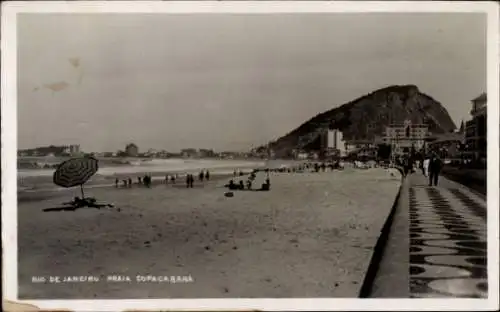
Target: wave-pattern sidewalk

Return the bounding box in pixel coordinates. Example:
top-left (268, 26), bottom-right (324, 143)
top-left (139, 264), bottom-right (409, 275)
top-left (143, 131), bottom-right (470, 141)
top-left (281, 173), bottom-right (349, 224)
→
top-left (409, 174), bottom-right (487, 298)
top-left (370, 173), bottom-right (487, 298)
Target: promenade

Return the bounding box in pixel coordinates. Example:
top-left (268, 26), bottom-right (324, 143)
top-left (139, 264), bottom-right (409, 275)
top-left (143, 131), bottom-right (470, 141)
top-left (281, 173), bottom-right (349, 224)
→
top-left (370, 172), bottom-right (487, 298)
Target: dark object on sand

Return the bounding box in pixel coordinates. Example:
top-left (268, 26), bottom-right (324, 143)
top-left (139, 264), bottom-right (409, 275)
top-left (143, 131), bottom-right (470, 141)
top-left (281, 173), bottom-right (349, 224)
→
top-left (225, 180), bottom-right (239, 190)
top-left (224, 192), bottom-right (234, 197)
top-left (199, 171), bottom-right (204, 182)
top-left (44, 196), bottom-right (114, 212)
top-left (170, 175), bottom-right (176, 184)
top-left (138, 176), bottom-right (142, 185)
top-left (128, 177), bottom-right (132, 187)
top-left (260, 178), bottom-right (271, 191)
top-left (115, 178), bottom-right (119, 187)
top-left (205, 170), bottom-right (210, 181)
top-left (239, 180), bottom-right (244, 190)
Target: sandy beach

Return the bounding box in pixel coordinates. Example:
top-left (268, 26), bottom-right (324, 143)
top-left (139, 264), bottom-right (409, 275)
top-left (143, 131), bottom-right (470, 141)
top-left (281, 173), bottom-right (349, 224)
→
top-left (18, 167), bottom-right (401, 299)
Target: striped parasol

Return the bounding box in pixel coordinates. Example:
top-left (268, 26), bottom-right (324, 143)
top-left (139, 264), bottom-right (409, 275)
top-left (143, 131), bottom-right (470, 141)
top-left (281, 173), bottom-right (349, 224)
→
top-left (53, 156), bottom-right (99, 198)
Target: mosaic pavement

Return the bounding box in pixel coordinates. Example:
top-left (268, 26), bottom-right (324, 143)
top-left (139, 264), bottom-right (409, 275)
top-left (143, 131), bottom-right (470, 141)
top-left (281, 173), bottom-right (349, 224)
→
top-left (409, 176), bottom-right (487, 298)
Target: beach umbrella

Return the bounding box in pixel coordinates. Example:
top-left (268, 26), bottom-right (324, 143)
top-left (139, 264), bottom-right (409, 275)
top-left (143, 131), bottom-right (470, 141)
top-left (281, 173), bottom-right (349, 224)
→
top-left (53, 156), bottom-right (99, 198)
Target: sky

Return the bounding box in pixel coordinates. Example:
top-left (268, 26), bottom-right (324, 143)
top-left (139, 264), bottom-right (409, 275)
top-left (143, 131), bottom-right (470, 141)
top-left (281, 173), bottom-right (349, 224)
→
top-left (17, 13), bottom-right (486, 153)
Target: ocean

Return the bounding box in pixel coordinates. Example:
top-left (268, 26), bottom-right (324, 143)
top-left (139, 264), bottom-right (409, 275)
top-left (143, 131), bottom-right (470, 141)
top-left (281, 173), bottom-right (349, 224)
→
top-left (17, 157), bottom-right (299, 193)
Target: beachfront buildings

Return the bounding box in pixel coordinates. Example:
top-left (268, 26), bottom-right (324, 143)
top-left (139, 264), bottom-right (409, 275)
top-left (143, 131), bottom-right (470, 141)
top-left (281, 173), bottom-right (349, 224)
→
top-left (426, 132), bottom-right (465, 159)
top-left (181, 148), bottom-right (197, 158)
top-left (464, 93), bottom-right (487, 161)
top-left (344, 140), bottom-right (377, 158)
top-left (321, 129), bottom-right (347, 158)
top-left (62, 144), bottom-right (81, 155)
top-left (198, 149), bottom-right (216, 158)
top-left (125, 143), bottom-right (139, 157)
top-left (18, 145), bottom-right (82, 157)
top-left (385, 119), bottom-right (428, 156)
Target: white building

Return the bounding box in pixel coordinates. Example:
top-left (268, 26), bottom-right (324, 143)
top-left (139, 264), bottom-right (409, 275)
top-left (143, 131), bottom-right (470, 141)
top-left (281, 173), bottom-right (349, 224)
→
top-left (324, 129), bottom-right (346, 157)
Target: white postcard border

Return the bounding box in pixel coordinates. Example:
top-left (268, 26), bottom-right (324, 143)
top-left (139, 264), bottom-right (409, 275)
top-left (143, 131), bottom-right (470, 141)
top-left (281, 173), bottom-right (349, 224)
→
top-left (2, 1), bottom-right (499, 311)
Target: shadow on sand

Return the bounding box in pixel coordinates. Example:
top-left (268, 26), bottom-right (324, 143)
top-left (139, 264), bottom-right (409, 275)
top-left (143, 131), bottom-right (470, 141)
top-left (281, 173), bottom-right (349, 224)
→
top-left (43, 203), bottom-right (114, 212)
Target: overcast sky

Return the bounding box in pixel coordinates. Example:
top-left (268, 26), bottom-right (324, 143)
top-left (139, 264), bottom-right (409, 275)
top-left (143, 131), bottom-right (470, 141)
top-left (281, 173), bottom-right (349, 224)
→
top-left (17, 13), bottom-right (486, 152)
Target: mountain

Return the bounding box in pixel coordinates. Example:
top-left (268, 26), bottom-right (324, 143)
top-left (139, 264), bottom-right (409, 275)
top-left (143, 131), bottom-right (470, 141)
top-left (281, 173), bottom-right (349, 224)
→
top-left (268, 85), bottom-right (456, 157)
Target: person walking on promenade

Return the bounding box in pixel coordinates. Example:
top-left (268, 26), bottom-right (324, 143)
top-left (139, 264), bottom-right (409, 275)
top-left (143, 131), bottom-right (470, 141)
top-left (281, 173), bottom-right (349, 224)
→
top-left (128, 177), bottom-right (132, 187)
top-left (186, 174), bottom-right (191, 188)
top-left (115, 178), bottom-right (119, 188)
top-left (428, 153), bottom-right (443, 187)
top-left (199, 170), bottom-right (204, 182)
top-left (423, 155), bottom-right (430, 177)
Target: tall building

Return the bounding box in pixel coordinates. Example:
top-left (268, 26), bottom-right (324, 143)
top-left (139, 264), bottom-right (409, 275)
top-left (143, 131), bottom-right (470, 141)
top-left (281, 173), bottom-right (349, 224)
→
top-left (69, 144), bottom-right (80, 155)
top-left (322, 129), bottom-right (346, 157)
top-left (385, 120), bottom-right (428, 156)
top-left (125, 143), bottom-right (139, 157)
top-left (465, 93), bottom-right (487, 160)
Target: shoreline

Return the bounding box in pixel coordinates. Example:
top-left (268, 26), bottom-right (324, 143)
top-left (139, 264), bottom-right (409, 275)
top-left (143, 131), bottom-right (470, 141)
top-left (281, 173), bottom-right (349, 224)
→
top-left (16, 160), bottom-right (345, 201)
top-left (17, 171), bottom-right (245, 203)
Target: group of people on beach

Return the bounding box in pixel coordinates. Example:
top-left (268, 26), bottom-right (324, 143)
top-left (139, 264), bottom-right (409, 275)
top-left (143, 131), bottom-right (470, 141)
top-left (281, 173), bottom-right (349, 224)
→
top-left (115, 174), bottom-right (153, 188)
top-left (225, 170), bottom-right (270, 191)
top-left (184, 170), bottom-right (210, 188)
top-left (114, 170), bottom-right (212, 189)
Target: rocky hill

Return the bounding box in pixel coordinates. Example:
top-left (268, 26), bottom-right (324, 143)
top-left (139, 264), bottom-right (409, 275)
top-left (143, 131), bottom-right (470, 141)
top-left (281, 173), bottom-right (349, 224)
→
top-left (268, 85), bottom-right (456, 157)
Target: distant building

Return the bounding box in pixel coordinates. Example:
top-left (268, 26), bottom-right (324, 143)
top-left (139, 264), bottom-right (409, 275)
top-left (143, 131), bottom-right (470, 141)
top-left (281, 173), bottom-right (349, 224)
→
top-left (385, 120), bottom-right (428, 156)
top-left (464, 93), bottom-right (487, 160)
top-left (181, 148), bottom-right (198, 158)
top-left (125, 143), bottom-right (139, 157)
top-left (342, 139), bottom-right (377, 159)
top-left (296, 152), bottom-right (309, 160)
top-left (61, 144), bottom-right (80, 156)
top-left (427, 132), bottom-right (465, 159)
top-left (69, 144), bottom-right (80, 155)
top-left (198, 149), bottom-right (215, 158)
top-left (321, 129), bottom-right (346, 158)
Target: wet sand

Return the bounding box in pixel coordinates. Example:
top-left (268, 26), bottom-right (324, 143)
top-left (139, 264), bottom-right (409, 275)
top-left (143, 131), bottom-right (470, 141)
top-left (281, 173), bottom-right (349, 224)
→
top-left (18, 168), bottom-right (401, 299)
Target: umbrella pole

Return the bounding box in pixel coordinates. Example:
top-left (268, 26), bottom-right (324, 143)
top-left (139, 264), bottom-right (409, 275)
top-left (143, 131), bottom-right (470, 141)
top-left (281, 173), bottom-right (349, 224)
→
top-left (80, 184), bottom-right (85, 199)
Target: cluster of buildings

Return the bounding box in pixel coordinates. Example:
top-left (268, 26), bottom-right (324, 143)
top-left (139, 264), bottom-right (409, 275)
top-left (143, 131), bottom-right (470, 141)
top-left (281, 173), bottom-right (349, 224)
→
top-left (293, 92), bottom-right (487, 162)
top-left (464, 93), bottom-right (487, 161)
top-left (426, 92), bottom-right (487, 163)
top-left (18, 144), bottom-right (81, 157)
top-left (97, 143), bottom-right (252, 159)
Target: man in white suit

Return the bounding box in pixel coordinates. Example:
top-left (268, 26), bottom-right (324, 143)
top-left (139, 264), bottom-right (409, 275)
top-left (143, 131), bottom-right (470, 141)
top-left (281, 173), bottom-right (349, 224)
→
top-left (423, 155), bottom-right (430, 177)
